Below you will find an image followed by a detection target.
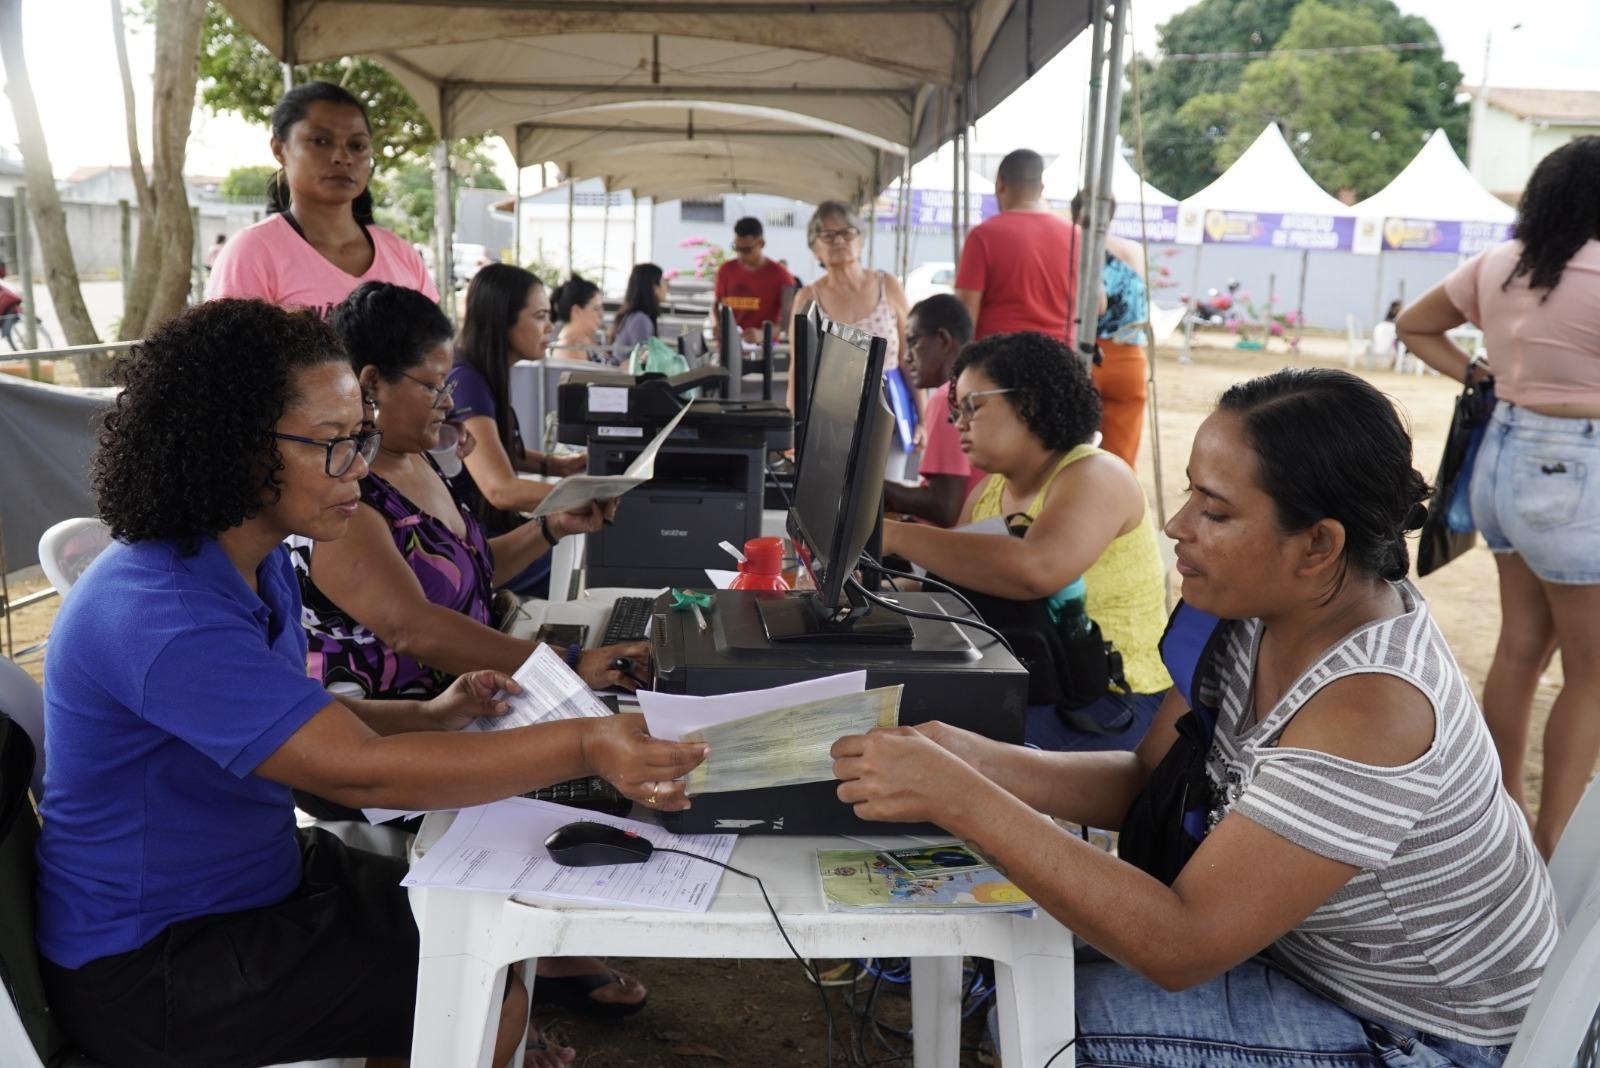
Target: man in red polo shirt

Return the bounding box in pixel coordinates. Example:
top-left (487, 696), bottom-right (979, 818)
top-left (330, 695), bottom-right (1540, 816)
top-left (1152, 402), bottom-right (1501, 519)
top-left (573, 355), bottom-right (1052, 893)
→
top-left (714, 216), bottom-right (796, 342)
top-left (955, 148), bottom-right (1097, 341)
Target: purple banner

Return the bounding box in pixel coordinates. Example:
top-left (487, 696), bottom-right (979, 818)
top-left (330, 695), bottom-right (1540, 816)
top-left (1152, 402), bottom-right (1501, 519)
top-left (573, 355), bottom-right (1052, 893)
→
top-left (1381, 217), bottom-right (1512, 255)
top-left (1196, 209), bottom-right (1355, 251)
top-left (873, 189), bottom-right (998, 231)
top-left (1109, 205), bottom-right (1179, 244)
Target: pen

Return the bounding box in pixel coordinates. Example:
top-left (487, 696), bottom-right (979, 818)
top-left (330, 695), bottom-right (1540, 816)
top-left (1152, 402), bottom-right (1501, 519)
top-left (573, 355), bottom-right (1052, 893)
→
top-left (691, 602), bottom-right (708, 632)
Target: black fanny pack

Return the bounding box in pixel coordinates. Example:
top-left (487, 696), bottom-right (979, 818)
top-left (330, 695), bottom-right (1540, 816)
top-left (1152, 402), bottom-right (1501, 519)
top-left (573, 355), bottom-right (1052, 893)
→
top-left (1117, 601), bottom-right (1226, 885)
top-left (926, 516), bottom-right (1129, 732)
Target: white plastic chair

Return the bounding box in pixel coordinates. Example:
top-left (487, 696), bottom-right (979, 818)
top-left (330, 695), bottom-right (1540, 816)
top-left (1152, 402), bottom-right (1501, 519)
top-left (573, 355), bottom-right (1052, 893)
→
top-left (1549, 774), bottom-right (1600, 925)
top-left (1504, 890), bottom-right (1600, 1067)
top-left (0, 656), bottom-right (45, 799)
top-left (1344, 313), bottom-right (1370, 369)
top-left (0, 658), bottom-right (361, 1068)
top-left (36, 518), bottom-right (112, 597)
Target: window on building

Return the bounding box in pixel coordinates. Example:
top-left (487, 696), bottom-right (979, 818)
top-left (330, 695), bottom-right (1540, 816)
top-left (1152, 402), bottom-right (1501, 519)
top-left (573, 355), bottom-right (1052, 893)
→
top-left (680, 199), bottom-right (725, 223)
top-left (765, 208), bottom-right (797, 229)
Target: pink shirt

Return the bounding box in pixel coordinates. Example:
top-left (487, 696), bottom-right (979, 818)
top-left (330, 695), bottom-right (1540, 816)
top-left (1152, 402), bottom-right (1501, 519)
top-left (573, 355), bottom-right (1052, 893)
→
top-left (917, 382), bottom-right (988, 502)
top-left (1444, 239), bottom-right (1600, 408)
top-left (206, 214), bottom-right (437, 317)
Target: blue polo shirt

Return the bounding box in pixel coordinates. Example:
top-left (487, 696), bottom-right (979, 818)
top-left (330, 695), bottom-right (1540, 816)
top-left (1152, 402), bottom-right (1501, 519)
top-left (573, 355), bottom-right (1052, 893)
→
top-left (35, 537), bottom-right (334, 968)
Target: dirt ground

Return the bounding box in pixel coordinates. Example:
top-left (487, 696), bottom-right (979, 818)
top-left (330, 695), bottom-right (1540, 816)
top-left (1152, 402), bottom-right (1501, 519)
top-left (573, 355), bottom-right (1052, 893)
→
top-left (2, 335), bottom-right (1582, 1067)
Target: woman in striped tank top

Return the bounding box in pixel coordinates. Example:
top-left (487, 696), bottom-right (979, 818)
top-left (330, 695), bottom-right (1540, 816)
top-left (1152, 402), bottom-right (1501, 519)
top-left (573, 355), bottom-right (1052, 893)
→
top-left (834, 368), bottom-right (1558, 1065)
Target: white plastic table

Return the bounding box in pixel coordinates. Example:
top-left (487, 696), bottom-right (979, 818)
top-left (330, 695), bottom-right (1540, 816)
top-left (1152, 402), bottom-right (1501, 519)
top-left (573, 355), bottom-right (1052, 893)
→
top-left (407, 812), bottom-right (1076, 1067)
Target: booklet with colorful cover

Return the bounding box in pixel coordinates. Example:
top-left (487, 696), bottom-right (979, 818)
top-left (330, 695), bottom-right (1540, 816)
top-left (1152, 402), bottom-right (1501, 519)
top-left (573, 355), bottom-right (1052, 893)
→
top-left (816, 848), bottom-right (1035, 914)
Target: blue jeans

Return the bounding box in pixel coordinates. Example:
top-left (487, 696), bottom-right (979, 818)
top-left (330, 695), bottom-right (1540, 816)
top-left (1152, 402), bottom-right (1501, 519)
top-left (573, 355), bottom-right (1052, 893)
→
top-left (1069, 954), bottom-right (1508, 1068)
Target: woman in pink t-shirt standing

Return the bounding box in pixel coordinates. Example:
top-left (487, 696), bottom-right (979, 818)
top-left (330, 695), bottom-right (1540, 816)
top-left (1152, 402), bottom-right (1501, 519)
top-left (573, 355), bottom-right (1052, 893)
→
top-left (207, 81), bottom-right (437, 317)
top-left (1399, 136), bottom-right (1600, 859)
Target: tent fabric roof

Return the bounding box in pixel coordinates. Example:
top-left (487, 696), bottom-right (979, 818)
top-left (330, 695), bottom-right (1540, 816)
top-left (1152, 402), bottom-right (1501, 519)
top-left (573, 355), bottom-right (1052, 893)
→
top-left (217, 1), bottom-right (1089, 201)
top-left (506, 102), bottom-right (895, 203)
top-left (1180, 124), bottom-right (1351, 216)
top-left (1040, 146), bottom-right (1177, 207)
top-left (1352, 129), bottom-right (1515, 225)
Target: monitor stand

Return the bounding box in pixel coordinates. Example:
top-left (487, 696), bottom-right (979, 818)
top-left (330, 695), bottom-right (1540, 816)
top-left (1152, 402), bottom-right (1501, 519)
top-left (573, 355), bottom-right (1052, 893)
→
top-left (756, 586), bottom-right (914, 645)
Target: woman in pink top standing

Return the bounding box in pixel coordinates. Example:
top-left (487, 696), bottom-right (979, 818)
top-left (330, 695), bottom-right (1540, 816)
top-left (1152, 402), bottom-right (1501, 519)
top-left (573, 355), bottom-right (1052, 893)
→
top-left (208, 81), bottom-right (437, 316)
top-left (1399, 136), bottom-right (1600, 858)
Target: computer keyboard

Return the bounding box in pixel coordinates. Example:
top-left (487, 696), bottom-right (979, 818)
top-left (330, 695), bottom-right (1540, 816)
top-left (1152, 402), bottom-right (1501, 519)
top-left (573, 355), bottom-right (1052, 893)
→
top-left (524, 775), bottom-right (632, 816)
top-left (601, 595), bottom-right (656, 646)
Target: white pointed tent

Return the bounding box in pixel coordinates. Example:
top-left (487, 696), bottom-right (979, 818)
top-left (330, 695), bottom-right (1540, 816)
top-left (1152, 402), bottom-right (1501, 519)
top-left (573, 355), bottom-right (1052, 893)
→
top-left (1351, 129), bottom-right (1516, 331)
top-left (1352, 129), bottom-right (1514, 255)
top-left (1176, 124), bottom-right (1353, 245)
top-left (1170, 124), bottom-right (1355, 327)
top-left (1041, 147), bottom-right (1177, 241)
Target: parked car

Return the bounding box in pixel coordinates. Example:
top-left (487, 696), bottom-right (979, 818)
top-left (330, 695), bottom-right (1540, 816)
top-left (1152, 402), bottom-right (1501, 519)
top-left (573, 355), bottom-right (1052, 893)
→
top-left (904, 260), bottom-right (956, 306)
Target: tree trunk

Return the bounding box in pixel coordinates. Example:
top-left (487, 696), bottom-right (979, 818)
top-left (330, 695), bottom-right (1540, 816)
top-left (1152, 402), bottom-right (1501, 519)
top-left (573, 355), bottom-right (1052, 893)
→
top-left (0, 0), bottom-right (101, 349)
top-left (139, 0), bottom-right (207, 337)
top-left (111, 0), bottom-right (159, 344)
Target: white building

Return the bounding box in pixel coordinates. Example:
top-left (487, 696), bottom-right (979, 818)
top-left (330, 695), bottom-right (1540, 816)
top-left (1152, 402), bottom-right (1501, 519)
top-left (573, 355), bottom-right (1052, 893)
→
top-left (1468, 88), bottom-right (1600, 202)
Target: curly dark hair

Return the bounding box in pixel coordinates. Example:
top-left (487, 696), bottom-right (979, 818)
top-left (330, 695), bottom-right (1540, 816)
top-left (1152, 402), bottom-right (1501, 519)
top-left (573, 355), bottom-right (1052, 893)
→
top-left (329, 281), bottom-right (454, 380)
top-left (93, 299), bottom-right (348, 553)
top-left (1505, 135), bottom-right (1600, 299)
top-left (949, 331), bottom-right (1100, 451)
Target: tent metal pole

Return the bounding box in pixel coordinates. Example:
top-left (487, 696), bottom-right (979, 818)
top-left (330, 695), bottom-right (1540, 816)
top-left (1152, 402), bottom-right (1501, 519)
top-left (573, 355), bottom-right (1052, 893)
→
top-left (1369, 248), bottom-right (1386, 366)
top-left (432, 86), bottom-right (454, 315)
top-left (513, 130), bottom-right (523, 266)
top-left (631, 194), bottom-right (639, 268)
top-left (951, 107), bottom-right (961, 268)
top-left (1074, 0), bottom-right (1107, 360)
top-left (600, 180), bottom-right (611, 293)
top-left (1182, 244), bottom-right (1202, 362)
top-left (899, 144), bottom-right (913, 283)
top-left (1295, 249), bottom-right (1310, 347)
top-left (867, 151), bottom-right (879, 271)
top-left (1080, 0), bottom-right (1129, 367)
top-left (566, 161), bottom-right (576, 278)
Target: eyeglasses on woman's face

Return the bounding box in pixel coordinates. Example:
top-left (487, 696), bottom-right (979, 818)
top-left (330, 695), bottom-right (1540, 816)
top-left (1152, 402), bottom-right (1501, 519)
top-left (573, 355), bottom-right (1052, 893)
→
top-left (274, 429), bottom-right (383, 477)
top-left (815, 226), bottom-right (860, 245)
top-left (949, 387), bottom-right (1016, 425)
top-left (398, 371), bottom-right (457, 410)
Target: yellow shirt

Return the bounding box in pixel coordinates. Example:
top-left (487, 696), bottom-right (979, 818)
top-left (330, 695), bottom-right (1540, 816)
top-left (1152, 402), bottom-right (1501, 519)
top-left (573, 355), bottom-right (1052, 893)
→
top-left (973, 445), bottom-right (1172, 695)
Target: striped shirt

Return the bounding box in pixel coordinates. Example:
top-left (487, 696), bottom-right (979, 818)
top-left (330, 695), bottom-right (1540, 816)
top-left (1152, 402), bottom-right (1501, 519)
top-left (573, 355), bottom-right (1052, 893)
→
top-left (1201, 580), bottom-right (1558, 1045)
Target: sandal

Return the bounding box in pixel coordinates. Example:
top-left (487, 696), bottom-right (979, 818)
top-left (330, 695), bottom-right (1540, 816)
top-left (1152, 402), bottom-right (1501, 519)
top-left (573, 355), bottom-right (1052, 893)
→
top-left (531, 967), bottom-right (648, 1019)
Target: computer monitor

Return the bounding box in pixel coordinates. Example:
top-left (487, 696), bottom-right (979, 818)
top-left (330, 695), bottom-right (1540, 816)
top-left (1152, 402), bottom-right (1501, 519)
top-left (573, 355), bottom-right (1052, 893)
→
top-left (718, 304), bottom-right (741, 398)
top-left (789, 310), bottom-right (818, 453)
top-left (758, 321), bottom-right (910, 644)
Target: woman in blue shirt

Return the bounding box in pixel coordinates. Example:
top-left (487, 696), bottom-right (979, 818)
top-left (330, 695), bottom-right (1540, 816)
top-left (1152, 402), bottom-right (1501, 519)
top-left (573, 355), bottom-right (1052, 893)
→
top-left (34, 298), bottom-right (705, 1068)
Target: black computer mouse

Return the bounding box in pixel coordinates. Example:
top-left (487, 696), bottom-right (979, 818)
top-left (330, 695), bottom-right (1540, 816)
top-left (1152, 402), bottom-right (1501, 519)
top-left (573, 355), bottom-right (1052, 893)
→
top-left (544, 821), bottom-right (656, 867)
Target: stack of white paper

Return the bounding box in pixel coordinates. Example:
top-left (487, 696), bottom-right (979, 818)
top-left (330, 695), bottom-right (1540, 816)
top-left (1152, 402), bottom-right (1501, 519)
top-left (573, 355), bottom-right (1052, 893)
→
top-left (402, 796), bottom-right (736, 912)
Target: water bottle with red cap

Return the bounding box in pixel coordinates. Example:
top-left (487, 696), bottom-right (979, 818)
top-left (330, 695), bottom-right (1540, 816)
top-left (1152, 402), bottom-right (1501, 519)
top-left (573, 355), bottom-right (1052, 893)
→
top-left (728, 536), bottom-right (791, 592)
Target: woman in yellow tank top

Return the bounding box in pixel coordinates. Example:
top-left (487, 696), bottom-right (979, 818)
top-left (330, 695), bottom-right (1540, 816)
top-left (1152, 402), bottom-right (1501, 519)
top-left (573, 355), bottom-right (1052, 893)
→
top-left (882, 331), bottom-right (1172, 750)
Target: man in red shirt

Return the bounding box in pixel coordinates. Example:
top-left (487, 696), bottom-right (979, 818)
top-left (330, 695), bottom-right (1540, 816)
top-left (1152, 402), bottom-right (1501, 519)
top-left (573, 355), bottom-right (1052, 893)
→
top-left (883, 294), bottom-right (987, 527)
top-left (954, 149), bottom-right (1098, 341)
top-left (714, 217), bottom-right (796, 342)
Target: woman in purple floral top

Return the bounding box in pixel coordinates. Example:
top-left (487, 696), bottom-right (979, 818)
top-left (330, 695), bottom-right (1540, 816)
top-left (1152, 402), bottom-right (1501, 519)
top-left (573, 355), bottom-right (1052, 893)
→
top-left (294, 282), bottom-right (647, 702)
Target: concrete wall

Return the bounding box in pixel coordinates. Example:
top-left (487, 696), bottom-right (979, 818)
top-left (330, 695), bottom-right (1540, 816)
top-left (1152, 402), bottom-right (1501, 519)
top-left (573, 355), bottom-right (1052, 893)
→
top-left (0, 195), bottom-right (259, 279)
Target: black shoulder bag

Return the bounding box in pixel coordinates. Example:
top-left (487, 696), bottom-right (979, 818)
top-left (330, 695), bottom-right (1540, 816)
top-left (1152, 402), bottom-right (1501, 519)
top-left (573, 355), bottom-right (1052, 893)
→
top-left (1117, 602), bottom-right (1228, 885)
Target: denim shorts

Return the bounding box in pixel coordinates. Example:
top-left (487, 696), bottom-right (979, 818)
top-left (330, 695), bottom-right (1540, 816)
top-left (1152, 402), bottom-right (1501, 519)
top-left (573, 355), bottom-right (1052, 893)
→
top-left (1470, 401), bottom-right (1600, 584)
top-left (1067, 954), bottom-right (1509, 1068)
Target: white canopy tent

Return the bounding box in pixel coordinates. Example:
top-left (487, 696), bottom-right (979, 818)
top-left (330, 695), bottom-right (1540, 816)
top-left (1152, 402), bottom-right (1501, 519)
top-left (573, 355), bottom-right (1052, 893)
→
top-left (1042, 145), bottom-right (1177, 241)
top-left (214, 0), bottom-right (1101, 301)
top-left (1351, 128), bottom-right (1515, 332)
top-left (1173, 124), bottom-right (1355, 327)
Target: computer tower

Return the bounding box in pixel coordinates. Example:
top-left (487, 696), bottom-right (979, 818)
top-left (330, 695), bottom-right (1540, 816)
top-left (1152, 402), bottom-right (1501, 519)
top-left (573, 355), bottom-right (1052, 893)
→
top-left (653, 589), bottom-right (1029, 836)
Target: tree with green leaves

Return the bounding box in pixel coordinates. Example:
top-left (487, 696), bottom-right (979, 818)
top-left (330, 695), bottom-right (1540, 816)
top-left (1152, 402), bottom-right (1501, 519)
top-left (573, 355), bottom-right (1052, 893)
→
top-left (196, 4), bottom-right (505, 241)
top-left (1125, 0), bottom-right (1466, 199)
top-left (219, 165), bottom-right (276, 200)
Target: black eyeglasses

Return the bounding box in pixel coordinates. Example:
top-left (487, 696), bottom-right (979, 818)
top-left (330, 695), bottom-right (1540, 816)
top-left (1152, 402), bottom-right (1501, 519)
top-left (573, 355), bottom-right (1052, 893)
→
top-left (399, 371), bottom-right (457, 409)
top-left (274, 429), bottom-right (383, 477)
